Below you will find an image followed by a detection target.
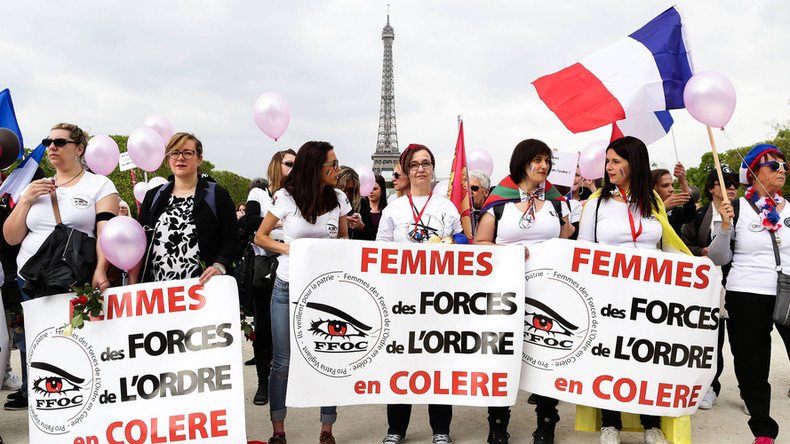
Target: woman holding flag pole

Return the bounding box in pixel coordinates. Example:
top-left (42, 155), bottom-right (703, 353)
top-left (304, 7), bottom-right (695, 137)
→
top-left (577, 136), bottom-right (691, 444)
top-left (474, 138), bottom-right (572, 444)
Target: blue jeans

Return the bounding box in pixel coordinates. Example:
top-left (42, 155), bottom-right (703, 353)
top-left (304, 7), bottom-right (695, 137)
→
top-left (269, 277), bottom-right (337, 424)
top-left (14, 277), bottom-right (30, 399)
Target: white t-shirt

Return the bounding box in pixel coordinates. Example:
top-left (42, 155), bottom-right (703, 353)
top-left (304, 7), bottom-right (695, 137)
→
top-left (568, 199), bottom-right (583, 224)
top-left (726, 197), bottom-right (790, 296)
top-left (486, 200), bottom-right (569, 246)
top-left (376, 194), bottom-right (462, 243)
top-left (17, 172), bottom-right (118, 272)
top-left (578, 196), bottom-right (662, 250)
top-left (246, 187), bottom-right (274, 256)
top-left (268, 188), bottom-right (352, 282)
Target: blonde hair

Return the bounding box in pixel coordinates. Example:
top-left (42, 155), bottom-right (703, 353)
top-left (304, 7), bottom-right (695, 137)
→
top-left (51, 123), bottom-right (89, 163)
top-left (165, 132), bottom-right (203, 157)
top-left (336, 166), bottom-right (361, 212)
top-left (266, 149), bottom-right (296, 194)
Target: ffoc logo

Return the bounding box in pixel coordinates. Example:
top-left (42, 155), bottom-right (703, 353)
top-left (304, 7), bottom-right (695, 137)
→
top-left (28, 328), bottom-right (100, 435)
top-left (294, 271), bottom-right (389, 378)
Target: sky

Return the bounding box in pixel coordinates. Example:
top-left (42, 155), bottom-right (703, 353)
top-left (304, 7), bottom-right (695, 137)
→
top-left (2, 0), bottom-right (789, 182)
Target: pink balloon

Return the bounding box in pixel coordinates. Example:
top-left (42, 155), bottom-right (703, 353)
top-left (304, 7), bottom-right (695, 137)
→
top-left (578, 140), bottom-right (608, 180)
top-left (99, 217), bottom-right (147, 271)
top-left (143, 114), bottom-right (174, 144)
top-left (683, 71), bottom-right (736, 129)
top-left (433, 179), bottom-right (450, 197)
top-left (467, 149), bottom-right (494, 177)
top-left (133, 182), bottom-right (150, 203)
top-left (85, 135), bottom-right (120, 176)
top-left (358, 166), bottom-right (376, 197)
top-left (148, 176), bottom-right (169, 190)
top-left (128, 127), bottom-right (166, 172)
top-left (253, 92), bottom-right (291, 141)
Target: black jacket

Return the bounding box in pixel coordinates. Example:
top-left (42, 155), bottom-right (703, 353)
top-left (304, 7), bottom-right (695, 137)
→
top-left (137, 176), bottom-right (240, 282)
top-left (349, 197), bottom-right (376, 241)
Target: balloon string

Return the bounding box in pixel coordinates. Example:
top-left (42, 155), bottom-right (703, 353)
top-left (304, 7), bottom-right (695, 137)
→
top-left (722, 129), bottom-right (773, 198)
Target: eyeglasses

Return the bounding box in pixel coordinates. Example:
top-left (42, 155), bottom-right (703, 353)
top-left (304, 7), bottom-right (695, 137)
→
top-left (283, 161), bottom-right (294, 168)
top-left (42, 138), bottom-right (76, 148)
top-left (758, 160), bottom-right (789, 172)
top-left (470, 185), bottom-right (480, 192)
top-left (168, 150), bottom-right (197, 159)
top-left (323, 159), bottom-right (339, 169)
top-left (715, 180), bottom-right (739, 189)
top-left (408, 161), bottom-right (433, 172)
top-left (392, 172), bottom-right (401, 179)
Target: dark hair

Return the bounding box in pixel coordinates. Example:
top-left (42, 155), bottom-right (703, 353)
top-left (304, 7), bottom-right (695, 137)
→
top-left (249, 177), bottom-right (269, 191)
top-left (509, 139), bottom-right (553, 184)
top-left (281, 141), bottom-right (338, 224)
top-left (374, 174), bottom-right (388, 211)
top-left (400, 144), bottom-right (436, 173)
top-left (650, 169), bottom-right (671, 189)
top-left (600, 136), bottom-right (658, 216)
top-left (704, 165), bottom-right (738, 200)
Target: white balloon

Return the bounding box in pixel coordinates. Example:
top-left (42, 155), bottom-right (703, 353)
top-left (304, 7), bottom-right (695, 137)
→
top-left (433, 179), bottom-right (450, 197)
top-left (133, 182), bottom-right (150, 203)
top-left (148, 176), bottom-right (169, 190)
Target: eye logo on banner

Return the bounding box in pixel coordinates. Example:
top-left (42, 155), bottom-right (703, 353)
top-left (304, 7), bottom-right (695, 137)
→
top-left (294, 271), bottom-right (390, 378)
top-left (28, 328), bottom-right (100, 436)
top-left (523, 268), bottom-right (597, 370)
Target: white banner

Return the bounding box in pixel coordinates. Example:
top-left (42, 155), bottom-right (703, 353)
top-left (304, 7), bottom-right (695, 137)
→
top-left (519, 239), bottom-right (721, 416)
top-left (548, 151), bottom-right (578, 187)
top-left (287, 239), bottom-right (525, 407)
top-left (23, 277), bottom-right (246, 443)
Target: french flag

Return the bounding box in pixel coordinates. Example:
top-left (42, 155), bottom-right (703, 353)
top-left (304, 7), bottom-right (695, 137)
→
top-left (532, 7), bottom-right (692, 144)
top-left (0, 143), bottom-right (45, 206)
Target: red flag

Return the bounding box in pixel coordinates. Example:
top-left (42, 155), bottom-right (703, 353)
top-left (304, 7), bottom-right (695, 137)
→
top-left (448, 120), bottom-right (473, 238)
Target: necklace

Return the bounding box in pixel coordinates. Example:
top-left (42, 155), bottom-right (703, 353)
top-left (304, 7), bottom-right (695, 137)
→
top-left (55, 169), bottom-right (84, 188)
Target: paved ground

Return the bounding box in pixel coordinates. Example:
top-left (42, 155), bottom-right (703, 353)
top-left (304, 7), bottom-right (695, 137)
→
top-left (2, 329), bottom-right (788, 443)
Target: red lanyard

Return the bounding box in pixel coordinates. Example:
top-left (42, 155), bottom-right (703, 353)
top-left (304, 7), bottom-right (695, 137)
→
top-left (618, 186), bottom-right (642, 244)
top-left (408, 193), bottom-right (433, 227)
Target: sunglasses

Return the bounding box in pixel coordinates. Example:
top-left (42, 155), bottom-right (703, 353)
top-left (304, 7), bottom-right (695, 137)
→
top-left (283, 161), bottom-right (294, 168)
top-left (758, 160), bottom-right (789, 172)
top-left (470, 185), bottom-right (480, 192)
top-left (323, 159), bottom-right (339, 169)
top-left (392, 172), bottom-right (401, 179)
top-left (715, 179), bottom-right (739, 189)
top-left (42, 138), bottom-right (76, 148)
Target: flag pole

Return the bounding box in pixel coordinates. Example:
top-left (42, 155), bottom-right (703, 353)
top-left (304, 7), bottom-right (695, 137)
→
top-left (706, 125), bottom-right (729, 199)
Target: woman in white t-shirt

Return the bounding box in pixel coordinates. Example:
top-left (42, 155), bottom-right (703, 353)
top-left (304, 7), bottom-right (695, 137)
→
top-left (473, 139), bottom-right (573, 444)
top-left (707, 144), bottom-right (790, 443)
top-left (3, 123), bottom-right (118, 410)
top-left (254, 141), bottom-right (351, 444)
top-left (243, 148), bottom-right (295, 407)
top-left (578, 136), bottom-right (690, 444)
top-left (376, 144), bottom-right (462, 444)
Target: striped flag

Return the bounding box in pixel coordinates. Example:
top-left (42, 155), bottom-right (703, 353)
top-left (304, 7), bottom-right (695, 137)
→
top-left (0, 144), bottom-right (45, 206)
top-left (532, 7), bottom-right (692, 143)
top-left (448, 120), bottom-right (473, 238)
top-left (0, 89), bottom-right (24, 158)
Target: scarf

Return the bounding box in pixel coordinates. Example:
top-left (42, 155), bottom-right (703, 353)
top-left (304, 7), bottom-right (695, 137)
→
top-left (745, 186), bottom-right (783, 232)
top-left (480, 175), bottom-right (564, 215)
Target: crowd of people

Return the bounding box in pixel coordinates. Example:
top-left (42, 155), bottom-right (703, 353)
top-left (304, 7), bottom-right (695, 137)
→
top-left (1, 123), bottom-right (789, 444)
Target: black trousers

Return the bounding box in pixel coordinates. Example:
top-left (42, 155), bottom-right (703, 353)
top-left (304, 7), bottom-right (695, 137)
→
top-left (387, 404), bottom-right (452, 436)
top-left (725, 290), bottom-right (790, 438)
top-left (488, 395), bottom-right (559, 425)
top-left (711, 318), bottom-right (727, 395)
top-left (600, 410), bottom-right (660, 431)
top-left (252, 278), bottom-right (274, 386)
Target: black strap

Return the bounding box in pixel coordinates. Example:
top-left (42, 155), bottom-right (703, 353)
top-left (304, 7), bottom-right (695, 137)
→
top-left (746, 199), bottom-right (781, 270)
top-left (96, 211), bottom-right (115, 223)
top-left (593, 197), bottom-right (603, 244)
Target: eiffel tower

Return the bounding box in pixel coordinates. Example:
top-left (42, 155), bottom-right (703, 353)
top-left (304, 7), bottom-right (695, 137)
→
top-left (371, 11), bottom-right (400, 175)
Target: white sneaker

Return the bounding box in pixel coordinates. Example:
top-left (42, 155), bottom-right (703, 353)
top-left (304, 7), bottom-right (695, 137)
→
top-left (382, 434), bottom-right (402, 444)
top-left (432, 434), bottom-right (452, 444)
top-left (2, 372), bottom-right (21, 391)
top-left (644, 428), bottom-right (668, 444)
top-left (698, 387), bottom-right (718, 410)
top-left (599, 426), bottom-right (620, 444)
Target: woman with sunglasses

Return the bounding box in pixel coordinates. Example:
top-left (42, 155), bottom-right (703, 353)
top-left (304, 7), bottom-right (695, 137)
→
top-left (255, 141), bottom-right (350, 444)
top-left (3, 123), bottom-right (119, 410)
top-left (707, 144), bottom-right (790, 444)
top-left (242, 149), bottom-right (296, 406)
top-left (680, 166), bottom-right (740, 411)
top-left (577, 136), bottom-right (691, 444)
top-left (377, 144), bottom-right (462, 444)
top-left (388, 163), bottom-right (410, 203)
top-left (474, 139), bottom-right (573, 444)
top-left (131, 132), bottom-right (239, 285)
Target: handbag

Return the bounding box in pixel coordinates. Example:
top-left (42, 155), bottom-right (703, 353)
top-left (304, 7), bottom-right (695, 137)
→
top-left (19, 192), bottom-right (97, 298)
top-left (747, 200), bottom-right (790, 326)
